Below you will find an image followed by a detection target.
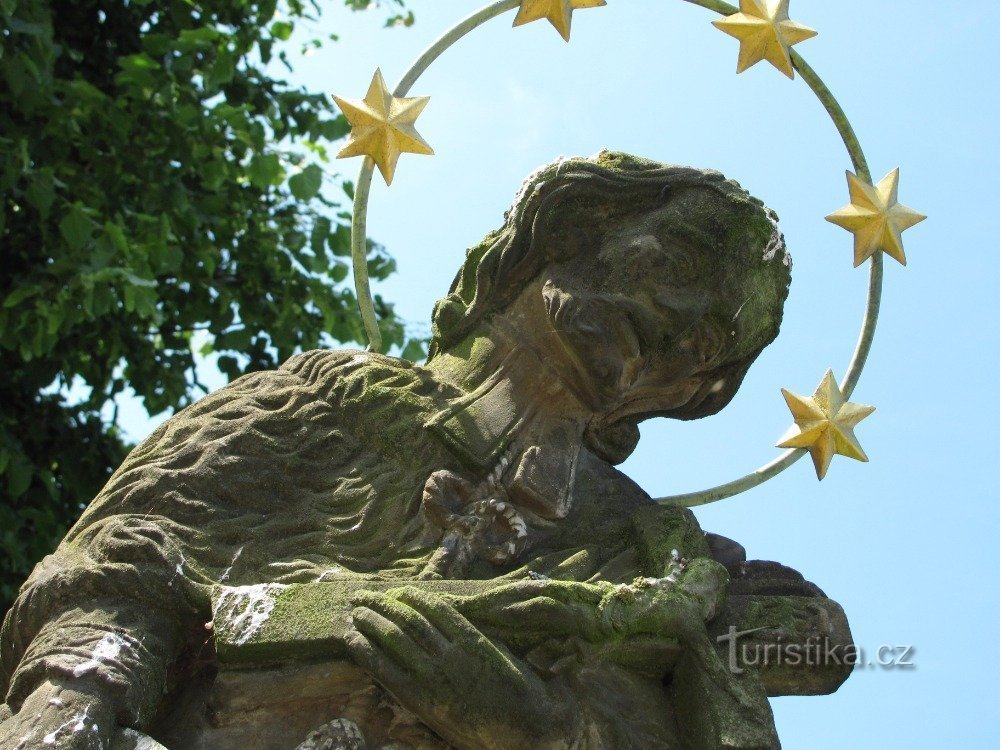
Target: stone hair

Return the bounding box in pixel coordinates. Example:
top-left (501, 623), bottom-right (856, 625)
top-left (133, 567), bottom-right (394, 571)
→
top-left (427, 150), bottom-right (790, 368)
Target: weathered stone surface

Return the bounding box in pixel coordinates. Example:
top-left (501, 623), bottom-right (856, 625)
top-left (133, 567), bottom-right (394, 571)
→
top-left (632, 505), bottom-right (711, 574)
top-left (212, 580), bottom-right (508, 666)
top-left (211, 573), bottom-right (852, 696)
top-left (148, 660), bottom-right (444, 750)
top-left (110, 728), bottom-right (169, 750)
top-left (154, 563), bottom-right (853, 748)
top-left (726, 560), bottom-right (825, 598)
top-left (705, 533), bottom-right (747, 568)
top-left (0, 152), bottom-right (823, 749)
top-left (711, 591), bottom-right (854, 697)
top-left (295, 719), bottom-right (367, 750)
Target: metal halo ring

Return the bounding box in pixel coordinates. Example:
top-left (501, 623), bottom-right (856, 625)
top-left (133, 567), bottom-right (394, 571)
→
top-left (346, 0), bottom-right (882, 508)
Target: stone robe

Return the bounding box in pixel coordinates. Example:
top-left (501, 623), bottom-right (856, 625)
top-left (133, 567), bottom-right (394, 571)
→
top-left (1, 348), bottom-right (659, 731)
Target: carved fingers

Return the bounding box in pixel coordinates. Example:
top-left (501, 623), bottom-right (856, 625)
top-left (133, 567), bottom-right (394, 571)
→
top-left (453, 570), bottom-right (723, 647)
top-left (348, 587), bottom-right (529, 691)
top-left (345, 586), bottom-right (575, 749)
top-left (454, 579), bottom-right (609, 641)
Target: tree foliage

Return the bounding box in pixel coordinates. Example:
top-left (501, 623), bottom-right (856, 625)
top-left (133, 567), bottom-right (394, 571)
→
top-left (0, 0), bottom-right (419, 614)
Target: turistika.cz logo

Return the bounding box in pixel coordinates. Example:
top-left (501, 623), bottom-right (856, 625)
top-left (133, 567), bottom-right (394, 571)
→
top-left (716, 626), bottom-right (916, 674)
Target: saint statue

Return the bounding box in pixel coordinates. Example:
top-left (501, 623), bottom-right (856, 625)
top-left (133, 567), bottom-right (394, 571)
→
top-left (1, 152), bottom-right (801, 749)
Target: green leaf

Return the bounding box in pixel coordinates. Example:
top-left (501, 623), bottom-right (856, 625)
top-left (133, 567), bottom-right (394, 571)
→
top-left (121, 52), bottom-right (159, 70)
top-left (248, 153), bottom-right (283, 188)
top-left (289, 164), bottom-right (323, 201)
top-left (25, 169), bottom-right (55, 219)
top-left (117, 53), bottom-right (161, 88)
top-left (331, 224), bottom-right (352, 257)
top-left (367, 252), bottom-right (397, 280)
top-left (3, 285), bottom-right (41, 308)
top-left (7, 18), bottom-right (47, 38)
top-left (122, 283), bottom-right (136, 312)
top-left (66, 78), bottom-right (106, 103)
top-left (320, 117), bottom-right (351, 142)
top-left (142, 33), bottom-right (172, 57)
top-left (133, 286), bottom-right (158, 317)
top-left (178, 27), bottom-right (221, 46)
top-left (217, 354), bottom-right (241, 380)
top-left (124, 272), bottom-right (158, 289)
top-left (58, 203), bottom-right (96, 250)
top-left (219, 326), bottom-right (253, 350)
top-left (385, 12), bottom-right (415, 28)
top-left (155, 244), bottom-right (185, 274)
top-left (2, 56), bottom-right (27, 97)
top-left (271, 21), bottom-right (294, 41)
top-left (91, 283), bottom-right (113, 316)
top-left (103, 221), bottom-right (129, 255)
top-left (330, 261), bottom-right (349, 283)
top-left (206, 50), bottom-right (236, 88)
top-left (310, 216), bottom-right (332, 260)
top-left (258, 38), bottom-right (273, 64)
top-left (5, 453), bottom-right (33, 499)
top-left (401, 338), bottom-right (426, 363)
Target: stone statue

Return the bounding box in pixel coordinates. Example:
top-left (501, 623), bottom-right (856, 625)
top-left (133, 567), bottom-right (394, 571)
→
top-left (1, 152), bottom-right (849, 750)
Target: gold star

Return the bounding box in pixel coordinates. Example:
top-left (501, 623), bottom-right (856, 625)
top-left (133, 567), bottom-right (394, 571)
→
top-left (712, 0), bottom-right (817, 79)
top-left (513, 0), bottom-right (606, 42)
top-left (826, 169), bottom-right (926, 267)
top-left (333, 69), bottom-right (433, 185)
top-left (777, 370), bottom-right (875, 480)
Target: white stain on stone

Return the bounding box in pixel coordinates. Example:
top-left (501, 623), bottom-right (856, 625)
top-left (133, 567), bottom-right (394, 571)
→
top-left (115, 728), bottom-right (168, 750)
top-left (71, 633), bottom-right (127, 678)
top-left (762, 209), bottom-right (791, 268)
top-left (135, 735), bottom-right (162, 750)
top-left (42, 705), bottom-right (90, 745)
top-left (219, 546), bottom-right (244, 583)
top-left (215, 583), bottom-right (287, 645)
top-left (316, 565), bottom-right (344, 582)
top-left (166, 552), bottom-right (186, 588)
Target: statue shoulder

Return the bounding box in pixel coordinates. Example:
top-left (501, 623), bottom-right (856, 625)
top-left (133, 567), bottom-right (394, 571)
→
top-left (278, 347), bottom-right (368, 380)
top-left (278, 348), bottom-right (424, 398)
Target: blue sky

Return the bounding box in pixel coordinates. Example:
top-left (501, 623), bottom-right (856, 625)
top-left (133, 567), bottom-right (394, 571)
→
top-left (122, 1), bottom-right (999, 745)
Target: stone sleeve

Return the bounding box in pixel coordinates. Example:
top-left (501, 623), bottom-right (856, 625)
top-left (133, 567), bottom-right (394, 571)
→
top-left (1, 515), bottom-right (200, 727)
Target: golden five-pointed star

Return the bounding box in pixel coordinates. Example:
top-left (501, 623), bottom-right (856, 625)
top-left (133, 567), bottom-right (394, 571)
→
top-left (777, 370), bottom-right (876, 481)
top-left (513, 0), bottom-right (606, 42)
top-left (712, 0), bottom-right (817, 79)
top-left (333, 69), bottom-right (433, 185)
top-left (826, 169), bottom-right (927, 267)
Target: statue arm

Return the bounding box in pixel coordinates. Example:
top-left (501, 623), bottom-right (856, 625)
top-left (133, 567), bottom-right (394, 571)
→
top-left (0, 517), bottom-right (196, 748)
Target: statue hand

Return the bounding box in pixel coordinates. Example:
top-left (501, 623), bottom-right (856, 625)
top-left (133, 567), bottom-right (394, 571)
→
top-left (452, 563), bottom-right (728, 674)
top-left (456, 571), bottom-right (719, 641)
top-left (345, 586), bottom-right (580, 750)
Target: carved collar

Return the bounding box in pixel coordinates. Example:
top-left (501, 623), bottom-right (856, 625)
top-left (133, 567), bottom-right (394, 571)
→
top-left (423, 350), bottom-right (534, 471)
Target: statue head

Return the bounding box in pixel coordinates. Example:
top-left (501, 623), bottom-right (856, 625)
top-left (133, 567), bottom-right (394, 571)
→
top-left (429, 151), bottom-right (791, 433)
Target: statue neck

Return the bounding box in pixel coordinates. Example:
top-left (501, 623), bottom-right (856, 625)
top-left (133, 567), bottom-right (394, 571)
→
top-left (423, 316), bottom-right (594, 434)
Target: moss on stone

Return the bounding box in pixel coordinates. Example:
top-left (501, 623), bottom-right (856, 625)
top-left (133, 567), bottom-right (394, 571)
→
top-left (631, 504), bottom-right (712, 577)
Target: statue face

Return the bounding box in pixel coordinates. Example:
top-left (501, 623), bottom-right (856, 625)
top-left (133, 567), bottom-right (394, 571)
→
top-left (540, 195), bottom-right (741, 421)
